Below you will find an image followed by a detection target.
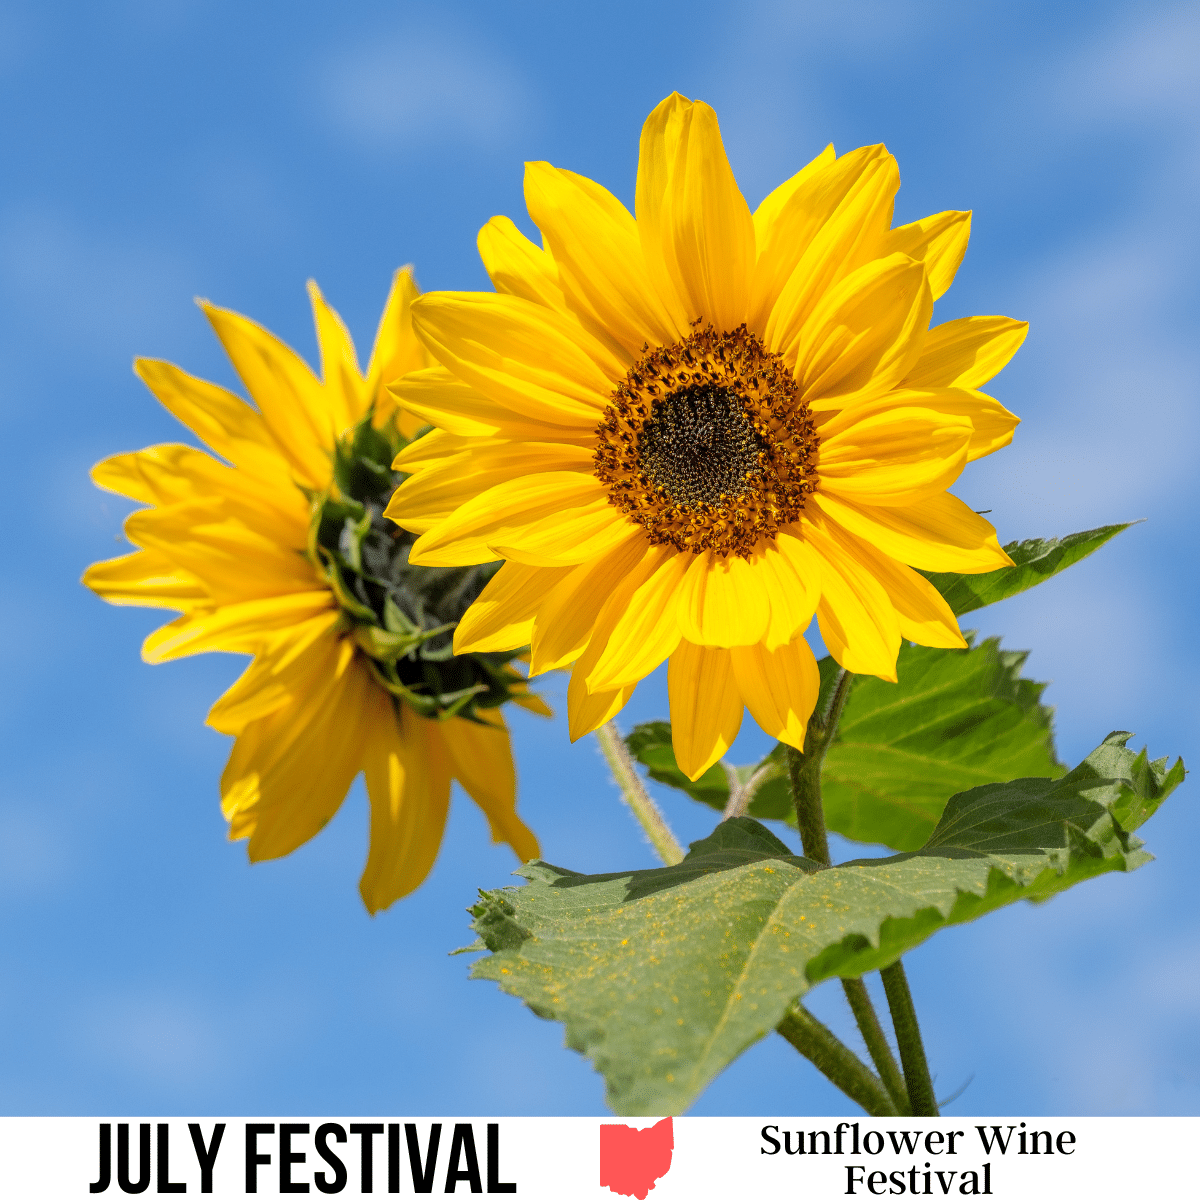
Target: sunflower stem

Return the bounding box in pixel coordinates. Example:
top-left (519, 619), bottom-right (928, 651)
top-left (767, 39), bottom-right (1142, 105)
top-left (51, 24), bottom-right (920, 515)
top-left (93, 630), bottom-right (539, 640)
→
top-left (595, 721), bottom-right (685, 866)
top-left (784, 669), bottom-right (911, 1115)
top-left (777, 1003), bottom-right (898, 1117)
top-left (881, 960), bottom-right (940, 1116)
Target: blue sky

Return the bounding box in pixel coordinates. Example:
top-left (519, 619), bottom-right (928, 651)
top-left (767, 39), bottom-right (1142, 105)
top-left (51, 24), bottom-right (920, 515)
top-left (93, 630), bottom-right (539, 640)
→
top-left (1, 0), bottom-right (1197, 1116)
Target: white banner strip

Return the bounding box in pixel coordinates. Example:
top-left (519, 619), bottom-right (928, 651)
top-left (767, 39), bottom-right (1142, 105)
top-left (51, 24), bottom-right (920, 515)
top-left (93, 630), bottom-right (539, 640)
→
top-left (0, 1116), bottom-right (1192, 1197)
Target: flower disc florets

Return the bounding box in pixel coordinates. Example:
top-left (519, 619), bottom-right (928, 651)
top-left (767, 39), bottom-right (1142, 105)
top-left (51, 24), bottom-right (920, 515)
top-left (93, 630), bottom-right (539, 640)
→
top-left (310, 414), bottom-right (526, 721)
top-left (593, 324), bottom-right (819, 558)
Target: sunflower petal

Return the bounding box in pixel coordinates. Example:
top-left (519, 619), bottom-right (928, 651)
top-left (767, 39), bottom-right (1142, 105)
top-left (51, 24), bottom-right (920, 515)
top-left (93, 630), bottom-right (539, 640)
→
top-left (794, 252), bottom-right (932, 404)
top-left (530, 529), bottom-right (647, 675)
top-left (566, 665), bottom-right (635, 740)
top-left (385, 442), bottom-right (594, 535)
top-left (801, 516), bottom-right (901, 680)
top-left (365, 266), bottom-right (430, 433)
top-left (411, 291), bottom-right (622, 426)
top-left (818, 405), bottom-right (973, 506)
top-left (525, 161), bottom-right (677, 355)
top-left (811, 490), bottom-right (1012, 574)
top-left (407, 472), bottom-right (611, 567)
top-left (455, 561), bottom-right (574, 655)
top-left (200, 300), bottom-right (333, 489)
top-left (840, 531), bottom-right (967, 649)
top-left (82, 549), bottom-right (208, 610)
top-left (582, 545), bottom-right (688, 692)
top-left (439, 713), bottom-right (540, 863)
top-left (142, 590), bottom-right (336, 662)
top-left (882, 210), bottom-right (971, 300)
top-left (753, 540), bottom-right (820, 650)
top-left (660, 99), bottom-right (755, 333)
top-left (752, 143), bottom-right (835, 250)
top-left (360, 695), bottom-right (452, 913)
top-left (307, 278), bottom-right (362, 434)
top-left (477, 215), bottom-right (567, 310)
top-left (675, 550), bottom-right (771, 648)
top-left (730, 636), bottom-right (820, 750)
top-left (667, 640), bottom-right (744, 781)
top-left (750, 144), bottom-right (888, 334)
top-left (903, 315), bottom-right (1029, 390)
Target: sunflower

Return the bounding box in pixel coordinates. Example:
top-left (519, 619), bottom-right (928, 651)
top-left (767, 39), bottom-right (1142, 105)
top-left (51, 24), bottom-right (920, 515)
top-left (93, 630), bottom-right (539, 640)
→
top-left (84, 270), bottom-right (543, 912)
top-left (384, 93), bottom-right (1024, 783)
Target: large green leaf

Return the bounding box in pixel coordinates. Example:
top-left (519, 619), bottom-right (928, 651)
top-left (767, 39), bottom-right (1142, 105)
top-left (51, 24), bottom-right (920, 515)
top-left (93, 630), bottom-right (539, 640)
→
top-left (467, 734), bottom-right (1182, 1116)
top-left (920, 523), bottom-right (1134, 616)
top-left (822, 636), bottom-right (1062, 850)
top-left (625, 637), bottom-right (1061, 850)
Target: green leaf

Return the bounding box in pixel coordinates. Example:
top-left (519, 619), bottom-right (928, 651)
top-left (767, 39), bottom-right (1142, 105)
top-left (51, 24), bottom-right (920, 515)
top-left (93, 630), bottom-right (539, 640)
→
top-left (467, 734), bottom-right (1183, 1116)
top-left (822, 636), bottom-right (1063, 850)
top-left (625, 637), bottom-right (1062, 849)
top-left (919, 523), bottom-right (1135, 616)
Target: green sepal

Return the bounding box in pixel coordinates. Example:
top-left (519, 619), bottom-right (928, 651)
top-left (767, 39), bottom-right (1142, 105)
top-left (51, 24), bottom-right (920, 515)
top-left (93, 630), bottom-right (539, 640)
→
top-left (466, 733), bottom-right (1183, 1116)
top-left (920, 522), bottom-right (1136, 617)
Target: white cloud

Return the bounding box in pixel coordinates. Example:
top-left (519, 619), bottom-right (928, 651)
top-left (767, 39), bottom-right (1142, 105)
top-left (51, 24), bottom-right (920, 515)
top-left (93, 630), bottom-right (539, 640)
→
top-left (319, 28), bottom-right (533, 154)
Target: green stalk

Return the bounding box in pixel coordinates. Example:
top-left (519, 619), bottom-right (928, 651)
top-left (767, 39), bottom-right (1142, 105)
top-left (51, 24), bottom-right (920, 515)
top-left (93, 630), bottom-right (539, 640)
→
top-left (785, 669), bottom-right (911, 1115)
top-left (777, 1004), bottom-right (898, 1117)
top-left (881, 960), bottom-right (939, 1116)
top-left (595, 721), bottom-right (685, 866)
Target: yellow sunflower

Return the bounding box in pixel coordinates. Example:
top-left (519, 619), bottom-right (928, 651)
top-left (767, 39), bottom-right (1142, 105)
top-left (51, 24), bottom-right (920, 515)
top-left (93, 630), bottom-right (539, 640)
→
top-left (84, 269), bottom-right (542, 912)
top-left (384, 93), bottom-right (1025, 783)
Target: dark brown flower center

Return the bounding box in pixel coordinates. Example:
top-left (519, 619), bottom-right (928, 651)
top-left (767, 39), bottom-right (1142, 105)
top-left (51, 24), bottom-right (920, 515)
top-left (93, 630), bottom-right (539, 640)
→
top-left (593, 324), bottom-right (819, 558)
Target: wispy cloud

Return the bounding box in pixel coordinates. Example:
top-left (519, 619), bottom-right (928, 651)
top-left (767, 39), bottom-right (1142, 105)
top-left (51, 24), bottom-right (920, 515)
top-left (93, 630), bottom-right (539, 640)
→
top-left (318, 26), bottom-right (533, 155)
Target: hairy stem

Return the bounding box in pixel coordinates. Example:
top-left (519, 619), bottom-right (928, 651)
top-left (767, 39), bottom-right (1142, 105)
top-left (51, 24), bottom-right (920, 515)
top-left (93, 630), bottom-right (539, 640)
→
top-left (785, 669), bottom-right (909, 1113)
top-left (841, 977), bottom-right (911, 1115)
top-left (777, 1004), bottom-right (898, 1117)
top-left (881, 960), bottom-right (939, 1116)
top-left (595, 721), bottom-right (685, 866)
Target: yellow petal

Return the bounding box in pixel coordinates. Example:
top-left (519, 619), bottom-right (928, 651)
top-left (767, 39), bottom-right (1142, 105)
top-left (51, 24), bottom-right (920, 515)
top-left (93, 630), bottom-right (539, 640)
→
top-left (730, 637), bottom-right (820, 750)
top-left (811, 490), bottom-right (1012, 574)
top-left (407, 472), bottom-right (611, 567)
top-left (675, 550), bottom-right (771, 647)
top-left (385, 441), bottom-right (594, 534)
top-left (566, 665), bottom-right (635, 741)
top-left (411, 291), bottom-right (622, 427)
top-left (753, 540), bottom-right (819, 650)
top-left (816, 384), bottom-right (1018, 463)
top-left (360, 695), bottom-right (451, 913)
top-left (801, 515), bottom-right (901, 680)
top-left (660, 99), bottom-right (755, 332)
top-left (199, 301), bottom-right (334, 490)
top-left (582, 545), bottom-right (688, 692)
top-left (206, 611), bottom-right (344, 735)
top-left (223, 641), bottom-right (373, 861)
top-left (454, 561), bottom-right (574, 655)
top-left (364, 266), bottom-right (431, 430)
top-left (840, 530), bottom-right (967, 649)
top-left (667, 640), bottom-right (744, 781)
top-left (142, 589), bottom-right (336, 663)
top-left (765, 148), bottom-right (900, 353)
top-left (133, 358), bottom-right (277, 468)
top-left (93, 443), bottom-right (308, 535)
top-left (818, 405), bottom-right (973, 506)
top-left (749, 144), bottom-right (889, 334)
top-left (439, 713), bottom-right (540, 862)
top-left (307, 278), bottom-right (363, 434)
top-left (752, 143), bottom-right (836, 251)
top-left (902, 315), bottom-right (1029, 390)
top-left (124, 500), bottom-right (320, 602)
top-left (530, 528), bottom-right (648, 675)
top-left (882, 210), bottom-right (971, 301)
top-left (82, 549), bottom-right (207, 610)
top-left (525, 161), bottom-right (677, 355)
top-left (492, 493), bottom-right (637, 568)
top-left (390, 366), bottom-right (593, 445)
top-left (634, 93), bottom-right (701, 335)
top-left (793, 252), bottom-right (932, 405)
top-left (477, 215), bottom-right (567, 310)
